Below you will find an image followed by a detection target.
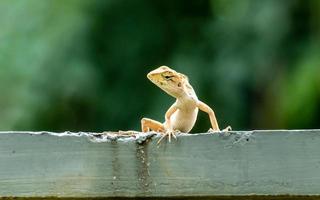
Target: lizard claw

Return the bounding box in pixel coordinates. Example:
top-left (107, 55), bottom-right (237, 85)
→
top-left (208, 128), bottom-right (218, 133)
top-left (208, 126), bottom-right (232, 133)
top-left (157, 130), bottom-right (179, 145)
top-left (222, 126), bottom-right (232, 131)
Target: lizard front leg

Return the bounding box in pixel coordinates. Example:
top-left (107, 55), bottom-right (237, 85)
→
top-left (197, 101), bottom-right (232, 132)
top-left (157, 103), bottom-right (178, 144)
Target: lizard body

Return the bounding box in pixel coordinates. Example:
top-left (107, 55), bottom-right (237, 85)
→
top-left (141, 66), bottom-right (230, 143)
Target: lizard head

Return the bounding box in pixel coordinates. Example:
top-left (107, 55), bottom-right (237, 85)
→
top-left (147, 66), bottom-right (189, 98)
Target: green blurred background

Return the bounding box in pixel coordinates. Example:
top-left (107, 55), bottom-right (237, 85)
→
top-left (0, 0), bottom-right (319, 132)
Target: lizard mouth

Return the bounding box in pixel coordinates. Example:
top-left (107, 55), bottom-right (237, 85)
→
top-left (147, 73), bottom-right (163, 86)
top-left (147, 72), bottom-right (152, 80)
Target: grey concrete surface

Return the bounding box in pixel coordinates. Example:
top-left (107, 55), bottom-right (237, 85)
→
top-left (0, 130), bottom-right (319, 197)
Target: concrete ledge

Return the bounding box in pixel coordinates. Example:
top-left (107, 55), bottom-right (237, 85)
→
top-left (0, 130), bottom-right (320, 198)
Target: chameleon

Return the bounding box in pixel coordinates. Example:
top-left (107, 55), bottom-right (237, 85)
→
top-left (141, 66), bottom-right (231, 144)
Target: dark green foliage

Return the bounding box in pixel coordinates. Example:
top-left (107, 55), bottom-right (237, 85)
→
top-left (0, 0), bottom-right (319, 132)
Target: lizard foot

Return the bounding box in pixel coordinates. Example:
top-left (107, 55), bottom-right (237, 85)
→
top-left (208, 126), bottom-right (232, 133)
top-left (208, 128), bottom-right (218, 133)
top-left (157, 130), bottom-right (180, 145)
top-left (222, 126), bottom-right (232, 131)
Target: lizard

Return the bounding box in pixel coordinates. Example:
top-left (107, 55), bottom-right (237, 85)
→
top-left (141, 66), bottom-right (231, 144)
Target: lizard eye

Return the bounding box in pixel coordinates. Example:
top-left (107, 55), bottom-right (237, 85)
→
top-left (164, 75), bottom-right (173, 80)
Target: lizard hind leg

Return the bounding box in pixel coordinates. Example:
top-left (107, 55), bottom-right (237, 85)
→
top-left (141, 118), bottom-right (165, 132)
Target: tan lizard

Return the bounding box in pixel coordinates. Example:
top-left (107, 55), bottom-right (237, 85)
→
top-left (141, 66), bottom-right (231, 144)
